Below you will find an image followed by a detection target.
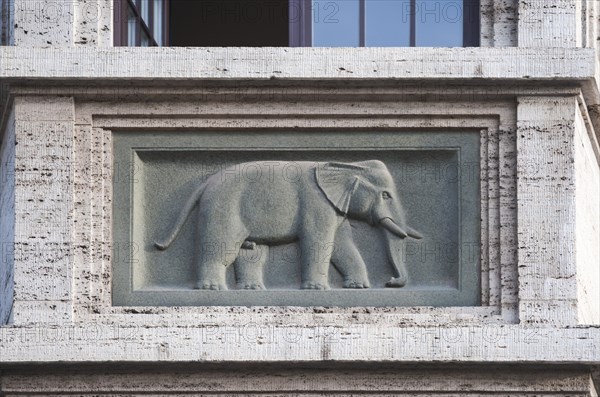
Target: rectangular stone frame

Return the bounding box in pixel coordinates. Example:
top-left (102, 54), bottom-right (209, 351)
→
top-left (59, 86), bottom-right (519, 325)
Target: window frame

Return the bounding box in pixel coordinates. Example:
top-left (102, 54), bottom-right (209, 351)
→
top-left (289, 0), bottom-right (480, 47)
top-left (114, 0), bottom-right (170, 47)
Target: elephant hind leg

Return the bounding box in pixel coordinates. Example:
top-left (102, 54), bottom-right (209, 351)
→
top-left (195, 231), bottom-right (249, 291)
top-left (234, 244), bottom-right (268, 290)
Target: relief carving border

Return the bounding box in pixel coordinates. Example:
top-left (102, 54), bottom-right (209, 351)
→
top-left (65, 90), bottom-right (518, 325)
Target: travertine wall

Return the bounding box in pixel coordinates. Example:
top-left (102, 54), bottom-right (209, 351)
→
top-left (517, 96), bottom-right (580, 326)
top-left (10, 96), bottom-right (74, 325)
top-left (516, 96), bottom-right (599, 326)
top-left (517, 0), bottom-right (580, 47)
top-left (12, 0), bottom-right (73, 46)
top-left (0, 86), bottom-right (597, 369)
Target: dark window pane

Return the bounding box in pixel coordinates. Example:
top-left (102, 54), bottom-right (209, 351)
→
top-left (141, 0), bottom-right (150, 23)
top-left (169, 0), bottom-right (289, 46)
top-left (365, 0), bottom-right (410, 46)
top-left (153, 0), bottom-right (164, 46)
top-left (127, 5), bottom-right (138, 46)
top-left (415, 0), bottom-right (463, 46)
top-left (141, 29), bottom-right (151, 46)
top-left (312, 0), bottom-right (359, 47)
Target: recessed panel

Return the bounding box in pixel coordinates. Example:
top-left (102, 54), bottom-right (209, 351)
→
top-left (113, 131), bottom-right (480, 307)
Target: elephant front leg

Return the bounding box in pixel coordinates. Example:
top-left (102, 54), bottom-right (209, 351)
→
top-left (331, 219), bottom-right (370, 289)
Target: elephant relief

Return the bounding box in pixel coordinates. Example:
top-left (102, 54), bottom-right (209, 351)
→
top-left (155, 160), bottom-right (422, 290)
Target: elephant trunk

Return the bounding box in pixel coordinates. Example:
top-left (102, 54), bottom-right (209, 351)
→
top-left (379, 218), bottom-right (422, 288)
top-left (381, 228), bottom-right (409, 288)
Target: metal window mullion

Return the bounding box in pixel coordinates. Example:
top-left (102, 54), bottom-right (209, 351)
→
top-left (410, 0), bottom-right (416, 46)
top-left (463, 0), bottom-right (480, 47)
top-left (359, 0), bottom-right (365, 47)
top-left (289, 0), bottom-right (300, 46)
top-left (0, 0), bottom-right (4, 45)
top-left (164, 0), bottom-right (171, 47)
top-left (116, 0), bottom-right (129, 46)
top-left (148, 0), bottom-right (155, 45)
top-left (291, 0), bottom-right (311, 47)
top-left (304, 0), bottom-right (311, 46)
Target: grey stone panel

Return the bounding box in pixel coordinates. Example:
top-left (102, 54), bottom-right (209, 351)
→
top-left (113, 130), bottom-right (480, 307)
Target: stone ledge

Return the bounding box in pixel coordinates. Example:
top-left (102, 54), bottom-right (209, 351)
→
top-left (0, 47), bottom-right (596, 82)
top-left (0, 365), bottom-right (595, 395)
top-left (0, 324), bottom-right (599, 364)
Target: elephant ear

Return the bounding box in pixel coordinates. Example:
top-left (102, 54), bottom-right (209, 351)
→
top-left (315, 162), bottom-right (364, 215)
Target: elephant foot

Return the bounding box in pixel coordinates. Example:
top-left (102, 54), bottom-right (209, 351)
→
top-left (343, 278), bottom-right (370, 289)
top-left (238, 282), bottom-right (265, 290)
top-left (385, 275), bottom-right (407, 288)
top-left (301, 281), bottom-right (330, 290)
top-left (195, 280), bottom-right (228, 290)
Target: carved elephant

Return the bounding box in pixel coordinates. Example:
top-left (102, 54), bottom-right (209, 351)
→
top-left (155, 160), bottom-right (422, 290)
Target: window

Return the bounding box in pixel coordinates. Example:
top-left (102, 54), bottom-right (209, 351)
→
top-left (297, 0), bottom-right (479, 47)
top-left (114, 0), bottom-right (169, 46)
top-left (118, 0), bottom-right (479, 47)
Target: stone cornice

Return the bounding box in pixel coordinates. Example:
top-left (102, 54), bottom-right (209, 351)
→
top-left (0, 47), bottom-right (596, 83)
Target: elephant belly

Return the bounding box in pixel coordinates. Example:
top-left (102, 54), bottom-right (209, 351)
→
top-left (238, 183), bottom-right (301, 245)
top-left (242, 211), bottom-right (300, 246)
top-left (245, 234), bottom-right (298, 246)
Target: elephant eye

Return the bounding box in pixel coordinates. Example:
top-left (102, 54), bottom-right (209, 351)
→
top-left (382, 191), bottom-right (392, 200)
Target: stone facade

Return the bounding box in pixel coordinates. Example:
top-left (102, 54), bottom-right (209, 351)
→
top-left (0, 0), bottom-right (599, 395)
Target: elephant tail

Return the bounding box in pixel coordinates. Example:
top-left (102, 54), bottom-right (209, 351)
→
top-left (154, 181), bottom-right (208, 250)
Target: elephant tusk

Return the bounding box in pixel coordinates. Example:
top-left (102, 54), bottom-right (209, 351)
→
top-left (379, 218), bottom-right (408, 238)
top-left (405, 226), bottom-right (424, 240)
top-left (380, 218), bottom-right (423, 239)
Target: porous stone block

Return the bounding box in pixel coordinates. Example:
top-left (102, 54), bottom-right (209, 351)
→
top-left (73, 0), bottom-right (113, 46)
top-left (12, 0), bottom-right (74, 46)
top-left (517, 96), bottom-right (581, 326)
top-left (11, 96), bottom-right (74, 321)
top-left (518, 0), bottom-right (579, 47)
